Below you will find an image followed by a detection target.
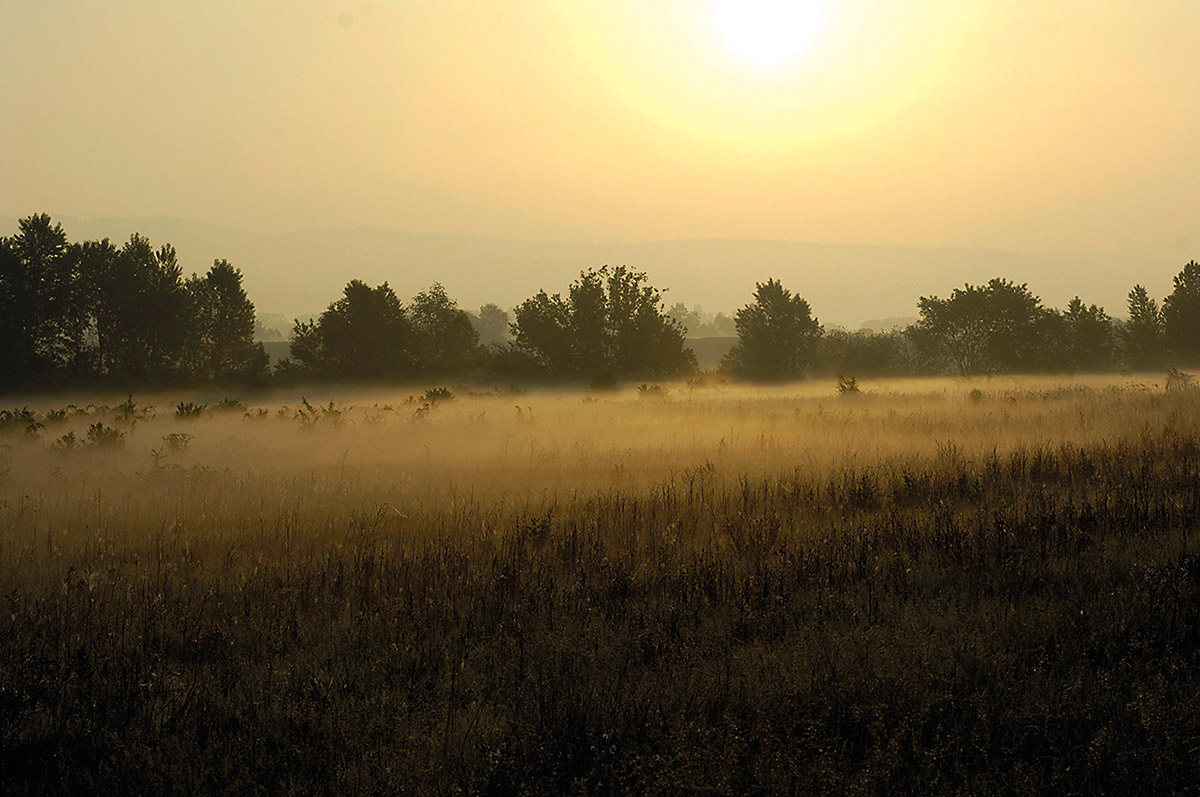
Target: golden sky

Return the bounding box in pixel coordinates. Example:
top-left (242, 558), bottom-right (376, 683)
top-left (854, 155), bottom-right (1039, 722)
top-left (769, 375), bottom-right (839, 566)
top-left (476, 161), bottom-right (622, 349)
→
top-left (2, 1), bottom-right (1197, 255)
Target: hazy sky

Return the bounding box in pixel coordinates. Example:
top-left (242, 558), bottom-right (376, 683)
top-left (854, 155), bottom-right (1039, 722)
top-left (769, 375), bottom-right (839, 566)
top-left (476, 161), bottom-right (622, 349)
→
top-left (2, 1), bottom-right (1198, 255)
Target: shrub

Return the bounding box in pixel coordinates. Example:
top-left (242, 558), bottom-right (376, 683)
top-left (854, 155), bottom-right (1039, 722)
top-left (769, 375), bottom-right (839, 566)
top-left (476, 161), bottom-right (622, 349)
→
top-left (52, 431), bottom-right (77, 452)
top-left (85, 422), bottom-right (125, 450)
top-left (215, 398), bottom-right (246, 413)
top-left (175, 402), bottom-right (207, 420)
top-left (421, 387), bottom-right (455, 405)
top-left (163, 433), bottom-right (194, 454)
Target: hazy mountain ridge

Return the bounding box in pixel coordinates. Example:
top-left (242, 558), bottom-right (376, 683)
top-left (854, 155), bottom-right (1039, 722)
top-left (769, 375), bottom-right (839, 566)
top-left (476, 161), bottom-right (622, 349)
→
top-left (0, 215), bottom-right (1180, 328)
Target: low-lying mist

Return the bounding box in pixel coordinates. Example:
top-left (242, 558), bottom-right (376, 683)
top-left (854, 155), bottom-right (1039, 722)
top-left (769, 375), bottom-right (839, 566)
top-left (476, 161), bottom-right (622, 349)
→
top-left (4, 373), bottom-right (1189, 533)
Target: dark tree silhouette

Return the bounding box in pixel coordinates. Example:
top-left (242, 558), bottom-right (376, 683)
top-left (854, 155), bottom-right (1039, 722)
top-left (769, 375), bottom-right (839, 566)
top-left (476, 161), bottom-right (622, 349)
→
top-left (1162, 261), bottom-right (1200, 362)
top-left (285, 280), bottom-right (412, 380)
top-left (0, 234), bottom-right (31, 386)
top-left (184, 259), bottom-right (268, 382)
top-left (511, 290), bottom-right (574, 374)
top-left (726, 279), bottom-right (822, 381)
top-left (0, 214), bottom-right (71, 383)
top-left (910, 279), bottom-right (1056, 374)
top-left (284, 319), bottom-right (323, 375)
top-left (86, 234), bottom-right (190, 378)
top-left (1122, 285), bottom-right (1164, 370)
top-left (510, 266), bottom-right (694, 381)
top-left (409, 283), bottom-right (480, 375)
top-left (1062, 297), bottom-right (1116, 372)
top-left (819, 329), bottom-right (915, 377)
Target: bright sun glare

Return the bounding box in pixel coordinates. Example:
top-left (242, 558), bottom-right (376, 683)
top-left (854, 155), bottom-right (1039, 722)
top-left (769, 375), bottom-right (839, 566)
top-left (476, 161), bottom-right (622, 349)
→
top-left (711, 0), bottom-right (827, 68)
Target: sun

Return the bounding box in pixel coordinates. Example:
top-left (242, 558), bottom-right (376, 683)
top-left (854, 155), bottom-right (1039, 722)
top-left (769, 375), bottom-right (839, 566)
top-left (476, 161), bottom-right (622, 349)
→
top-left (710, 0), bottom-right (827, 69)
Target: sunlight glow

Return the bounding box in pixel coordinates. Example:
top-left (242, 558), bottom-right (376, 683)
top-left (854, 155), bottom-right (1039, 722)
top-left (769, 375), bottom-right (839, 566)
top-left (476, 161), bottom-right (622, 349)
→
top-left (711, 0), bottom-right (828, 68)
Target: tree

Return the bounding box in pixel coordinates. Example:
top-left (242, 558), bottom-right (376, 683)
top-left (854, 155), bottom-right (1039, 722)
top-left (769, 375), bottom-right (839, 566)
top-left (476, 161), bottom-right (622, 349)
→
top-left (1162, 261), bottom-right (1200, 362)
top-left (408, 283), bottom-right (480, 375)
top-left (909, 279), bottom-right (1054, 374)
top-left (86, 234), bottom-right (190, 378)
top-left (0, 236), bottom-right (28, 386)
top-left (0, 214), bottom-right (71, 383)
top-left (287, 280), bottom-right (412, 380)
top-left (1122, 284), bottom-right (1164, 370)
top-left (184, 260), bottom-right (268, 382)
top-left (471, 303), bottom-right (511, 346)
top-left (1062, 298), bottom-right (1116, 372)
top-left (666, 303), bottom-right (702, 336)
top-left (725, 279), bottom-right (822, 381)
top-left (281, 319), bottom-right (323, 377)
top-left (819, 329), bottom-right (914, 377)
top-left (510, 265), bottom-right (694, 381)
top-left (511, 290), bottom-right (574, 374)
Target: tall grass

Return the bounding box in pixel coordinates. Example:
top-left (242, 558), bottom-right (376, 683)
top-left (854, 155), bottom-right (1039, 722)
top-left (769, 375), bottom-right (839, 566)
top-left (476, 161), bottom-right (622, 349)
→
top-left (1, 375), bottom-right (1198, 793)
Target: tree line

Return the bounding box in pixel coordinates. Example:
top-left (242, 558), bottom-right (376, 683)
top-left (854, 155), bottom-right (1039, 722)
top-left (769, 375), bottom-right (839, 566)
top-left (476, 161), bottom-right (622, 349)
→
top-left (2, 213), bottom-right (1198, 391)
top-left (0, 214), bottom-right (267, 389)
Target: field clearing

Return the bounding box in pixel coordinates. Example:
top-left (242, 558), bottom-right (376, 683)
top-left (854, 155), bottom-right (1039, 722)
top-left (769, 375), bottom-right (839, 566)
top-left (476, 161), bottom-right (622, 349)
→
top-left (3, 373), bottom-right (1200, 793)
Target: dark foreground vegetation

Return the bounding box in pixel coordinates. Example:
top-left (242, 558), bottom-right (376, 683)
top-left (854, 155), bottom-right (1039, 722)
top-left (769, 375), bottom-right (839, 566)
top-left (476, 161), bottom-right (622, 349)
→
top-left (3, 421), bottom-right (1200, 792)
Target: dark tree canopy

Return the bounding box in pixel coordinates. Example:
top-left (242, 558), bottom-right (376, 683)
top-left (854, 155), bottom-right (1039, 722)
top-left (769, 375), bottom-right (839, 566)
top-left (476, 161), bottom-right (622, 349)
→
top-left (726, 279), bottom-right (822, 381)
top-left (1, 211), bottom-right (1195, 388)
top-left (409, 283), bottom-right (480, 375)
top-left (1123, 285), bottom-right (1164, 370)
top-left (283, 281), bottom-right (482, 381)
top-left (184, 260), bottom-right (268, 382)
top-left (1062, 297), bottom-right (1116, 372)
top-left (0, 214), bottom-right (71, 382)
top-left (819, 329), bottom-right (914, 377)
top-left (910, 279), bottom-right (1060, 374)
top-left (97, 235), bottom-right (189, 377)
top-left (0, 214), bottom-right (281, 388)
top-left (1162, 261), bottom-right (1200, 362)
top-left (510, 265), bottom-right (695, 381)
top-left (297, 281), bottom-right (413, 380)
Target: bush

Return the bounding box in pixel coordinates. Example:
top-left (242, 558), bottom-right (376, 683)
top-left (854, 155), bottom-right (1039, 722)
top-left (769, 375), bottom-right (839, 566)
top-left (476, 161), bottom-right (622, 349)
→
top-left (421, 387), bottom-right (455, 405)
top-left (836, 374), bottom-right (860, 396)
top-left (175, 402), bottom-right (207, 420)
top-left (85, 422), bottom-right (125, 450)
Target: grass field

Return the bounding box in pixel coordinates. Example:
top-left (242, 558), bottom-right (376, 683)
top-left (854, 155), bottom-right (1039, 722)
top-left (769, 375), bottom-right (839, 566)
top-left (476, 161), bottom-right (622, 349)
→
top-left (2, 374), bottom-right (1199, 793)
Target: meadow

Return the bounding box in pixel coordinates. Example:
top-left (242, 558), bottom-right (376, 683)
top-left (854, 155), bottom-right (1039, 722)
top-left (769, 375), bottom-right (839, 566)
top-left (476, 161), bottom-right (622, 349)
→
top-left (2, 374), bottom-right (1199, 793)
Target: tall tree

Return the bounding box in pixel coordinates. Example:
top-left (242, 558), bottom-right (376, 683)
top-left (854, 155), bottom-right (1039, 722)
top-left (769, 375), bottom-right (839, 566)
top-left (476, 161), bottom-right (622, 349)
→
top-left (0, 235), bottom-right (28, 386)
top-left (909, 279), bottom-right (1055, 374)
top-left (287, 280), bottom-right (412, 380)
top-left (0, 214), bottom-right (71, 382)
top-left (184, 259), bottom-right (268, 382)
top-left (511, 265), bottom-right (694, 380)
top-left (1162, 261), bottom-right (1200, 362)
top-left (409, 283), bottom-right (480, 375)
top-left (511, 290), bottom-right (574, 374)
top-left (1063, 298), bottom-right (1116, 372)
top-left (1122, 284), bottom-right (1164, 370)
top-left (726, 279), bottom-right (822, 381)
top-left (92, 235), bottom-right (189, 377)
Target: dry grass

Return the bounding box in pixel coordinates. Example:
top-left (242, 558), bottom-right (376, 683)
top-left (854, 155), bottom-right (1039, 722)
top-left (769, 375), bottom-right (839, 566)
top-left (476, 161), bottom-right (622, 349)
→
top-left (2, 373), bottom-right (1198, 793)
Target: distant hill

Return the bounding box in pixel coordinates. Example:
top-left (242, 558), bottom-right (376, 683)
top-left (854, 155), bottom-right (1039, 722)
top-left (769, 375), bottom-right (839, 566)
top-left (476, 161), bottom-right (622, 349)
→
top-left (0, 215), bottom-right (1182, 328)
